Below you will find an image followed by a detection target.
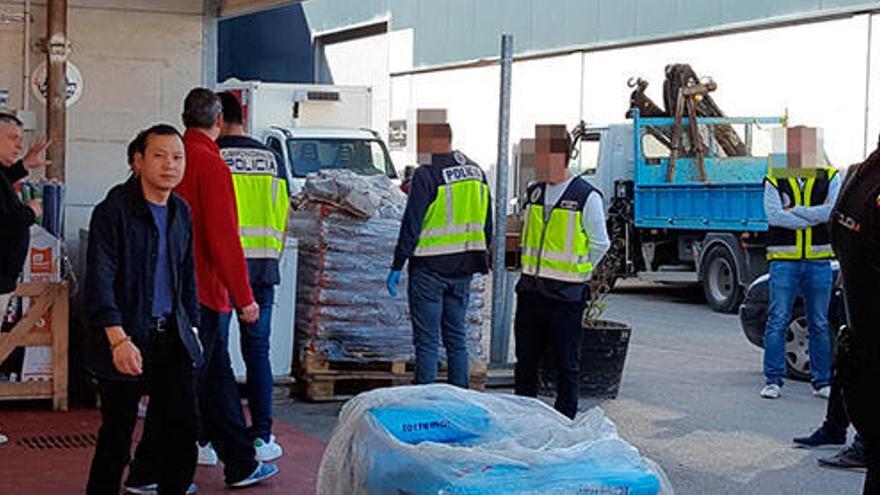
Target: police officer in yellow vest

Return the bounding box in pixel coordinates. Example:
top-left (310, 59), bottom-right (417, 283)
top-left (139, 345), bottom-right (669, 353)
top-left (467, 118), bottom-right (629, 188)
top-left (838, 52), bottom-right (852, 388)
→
top-left (387, 122), bottom-right (492, 388)
top-left (514, 124), bottom-right (609, 420)
top-left (217, 91), bottom-right (289, 461)
top-left (760, 127), bottom-right (840, 400)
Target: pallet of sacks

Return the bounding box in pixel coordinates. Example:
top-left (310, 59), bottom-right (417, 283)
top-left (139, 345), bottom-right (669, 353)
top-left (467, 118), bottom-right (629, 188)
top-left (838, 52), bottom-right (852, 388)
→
top-left (291, 170), bottom-right (487, 400)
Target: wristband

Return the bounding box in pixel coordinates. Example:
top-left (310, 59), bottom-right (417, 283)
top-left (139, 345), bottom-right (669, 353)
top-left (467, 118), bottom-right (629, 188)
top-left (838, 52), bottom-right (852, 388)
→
top-left (110, 335), bottom-right (131, 351)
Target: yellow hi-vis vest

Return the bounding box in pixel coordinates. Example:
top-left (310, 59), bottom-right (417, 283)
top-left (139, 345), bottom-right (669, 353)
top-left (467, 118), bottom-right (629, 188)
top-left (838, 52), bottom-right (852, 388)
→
top-left (520, 179), bottom-right (593, 284)
top-left (765, 167), bottom-right (838, 261)
top-left (413, 162), bottom-right (489, 257)
top-left (222, 147), bottom-right (289, 260)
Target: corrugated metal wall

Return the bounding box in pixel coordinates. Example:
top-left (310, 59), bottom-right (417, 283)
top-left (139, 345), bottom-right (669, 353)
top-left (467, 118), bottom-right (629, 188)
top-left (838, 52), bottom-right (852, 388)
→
top-left (302, 0), bottom-right (878, 68)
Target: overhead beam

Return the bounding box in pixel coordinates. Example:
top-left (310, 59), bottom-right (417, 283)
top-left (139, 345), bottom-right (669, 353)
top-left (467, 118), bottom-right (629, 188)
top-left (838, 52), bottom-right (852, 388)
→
top-left (219, 0), bottom-right (297, 19)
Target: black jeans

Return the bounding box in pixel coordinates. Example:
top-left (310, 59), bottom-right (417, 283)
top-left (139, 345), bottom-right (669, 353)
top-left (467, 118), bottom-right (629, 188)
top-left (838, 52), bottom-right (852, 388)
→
top-left (823, 354), bottom-right (850, 437)
top-left (197, 306), bottom-right (258, 483)
top-left (514, 292), bottom-right (584, 419)
top-left (86, 330), bottom-right (197, 495)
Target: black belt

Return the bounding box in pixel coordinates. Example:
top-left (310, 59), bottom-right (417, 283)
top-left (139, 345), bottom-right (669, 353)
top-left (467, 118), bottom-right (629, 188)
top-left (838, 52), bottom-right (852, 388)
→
top-left (149, 315), bottom-right (172, 332)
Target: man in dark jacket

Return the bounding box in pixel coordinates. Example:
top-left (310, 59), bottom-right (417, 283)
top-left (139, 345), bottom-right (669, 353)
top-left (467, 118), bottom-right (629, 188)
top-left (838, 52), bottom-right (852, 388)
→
top-left (84, 125), bottom-right (201, 495)
top-left (0, 113), bottom-right (48, 317)
top-left (386, 122), bottom-right (492, 388)
top-left (0, 113), bottom-right (49, 445)
top-left (830, 149), bottom-right (880, 495)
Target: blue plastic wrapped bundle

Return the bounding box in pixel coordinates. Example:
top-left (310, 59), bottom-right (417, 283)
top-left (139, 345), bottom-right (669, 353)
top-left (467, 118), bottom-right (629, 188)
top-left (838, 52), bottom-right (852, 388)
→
top-left (319, 385), bottom-right (673, 495)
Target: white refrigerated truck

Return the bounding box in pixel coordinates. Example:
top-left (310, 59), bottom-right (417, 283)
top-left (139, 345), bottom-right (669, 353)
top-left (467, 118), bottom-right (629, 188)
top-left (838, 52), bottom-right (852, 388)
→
top-left (217, 81), bottom-right (397, 194)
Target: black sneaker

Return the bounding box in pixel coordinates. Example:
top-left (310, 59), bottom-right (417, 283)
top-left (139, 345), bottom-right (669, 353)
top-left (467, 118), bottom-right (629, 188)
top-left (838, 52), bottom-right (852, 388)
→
top-left (818, 444), bottom-right (867, 470)
top-left (793, 427), bottom-right (846, 448)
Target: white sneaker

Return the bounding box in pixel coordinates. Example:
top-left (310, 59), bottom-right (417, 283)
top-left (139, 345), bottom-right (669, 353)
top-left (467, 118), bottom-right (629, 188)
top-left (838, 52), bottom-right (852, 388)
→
top-left (254, 435), bottom-right (283, 462)
top-left (812, 386), bottom-right (831, 399)
top-left (0, 432), bottom-right (7, 445)
top-left (760, 384), bottom-right (782, 399)
top-left (197, 442), bottom-right (218, 466)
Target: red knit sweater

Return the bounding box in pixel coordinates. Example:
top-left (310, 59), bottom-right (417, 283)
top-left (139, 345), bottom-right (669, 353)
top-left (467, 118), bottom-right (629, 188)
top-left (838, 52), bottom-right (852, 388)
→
top-left (176, 129), bottom-right (254, 313)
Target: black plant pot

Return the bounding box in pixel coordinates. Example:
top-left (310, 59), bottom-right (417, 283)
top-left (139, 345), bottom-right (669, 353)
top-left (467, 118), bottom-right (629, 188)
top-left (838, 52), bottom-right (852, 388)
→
top-left (538, 319), bottom-right (632, 399)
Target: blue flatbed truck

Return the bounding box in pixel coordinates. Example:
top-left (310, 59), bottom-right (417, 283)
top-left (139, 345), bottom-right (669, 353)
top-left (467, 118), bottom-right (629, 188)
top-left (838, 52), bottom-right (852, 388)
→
top-left (580, 109), bottom-right (786, 313)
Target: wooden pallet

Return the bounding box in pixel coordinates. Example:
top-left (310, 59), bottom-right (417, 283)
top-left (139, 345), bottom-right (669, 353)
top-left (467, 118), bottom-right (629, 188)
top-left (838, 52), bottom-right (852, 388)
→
top-left (296, 348), bottom-right (489, 377)
top-left (294, 350), bottom-right (488, 401)
top-left (0, 282), bottom-right (69, 411)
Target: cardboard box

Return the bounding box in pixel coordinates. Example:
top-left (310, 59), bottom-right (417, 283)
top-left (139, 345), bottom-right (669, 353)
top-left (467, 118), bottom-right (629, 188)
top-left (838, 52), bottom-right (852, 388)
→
top-left (23, 225), bottom-right (62, 283)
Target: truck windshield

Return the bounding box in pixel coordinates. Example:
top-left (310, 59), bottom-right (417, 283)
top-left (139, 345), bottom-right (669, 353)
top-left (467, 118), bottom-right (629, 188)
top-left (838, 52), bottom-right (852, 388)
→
top-left (287, 138), bottom-right (396, 179)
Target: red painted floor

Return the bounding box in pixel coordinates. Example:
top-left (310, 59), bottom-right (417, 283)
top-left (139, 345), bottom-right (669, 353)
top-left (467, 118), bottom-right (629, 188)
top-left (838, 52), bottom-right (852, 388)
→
top-left (0, 408), bottom-right (326, 494)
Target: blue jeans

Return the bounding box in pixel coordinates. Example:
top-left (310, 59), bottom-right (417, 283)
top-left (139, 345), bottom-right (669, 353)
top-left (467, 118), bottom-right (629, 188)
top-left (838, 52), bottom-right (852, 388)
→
top-left (763, 260), bottom-right (833, 389)
top-left (407, 268), bottom-right (472, 388)
top-left (236, 284), bottom-right (275, 442)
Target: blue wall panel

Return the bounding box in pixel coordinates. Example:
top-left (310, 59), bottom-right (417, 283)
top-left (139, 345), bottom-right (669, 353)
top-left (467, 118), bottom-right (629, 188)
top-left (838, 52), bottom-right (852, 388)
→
top-left (218, 4), bottom-right (314, 83)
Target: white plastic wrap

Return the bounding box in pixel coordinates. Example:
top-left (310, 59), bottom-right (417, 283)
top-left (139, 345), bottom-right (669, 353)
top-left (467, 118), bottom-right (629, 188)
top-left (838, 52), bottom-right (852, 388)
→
top-left (292, 170), bottom-right (486, 363)
top-left (318, 384), bottom-right (674, 495)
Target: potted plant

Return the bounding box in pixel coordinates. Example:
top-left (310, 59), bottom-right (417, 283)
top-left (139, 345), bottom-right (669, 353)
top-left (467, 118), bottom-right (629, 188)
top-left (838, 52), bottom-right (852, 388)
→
top-left (538, 264), bottom-right (633, 398)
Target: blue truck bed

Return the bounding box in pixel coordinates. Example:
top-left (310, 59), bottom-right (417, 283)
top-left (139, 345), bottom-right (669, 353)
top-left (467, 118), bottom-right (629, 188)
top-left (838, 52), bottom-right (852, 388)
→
top-left (632, 110), bottom-right (784, 232)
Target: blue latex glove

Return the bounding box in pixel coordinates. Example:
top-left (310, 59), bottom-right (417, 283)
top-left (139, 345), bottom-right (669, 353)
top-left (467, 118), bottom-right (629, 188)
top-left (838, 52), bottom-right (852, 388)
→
top-left (386, 270), bottom-right (401, 298)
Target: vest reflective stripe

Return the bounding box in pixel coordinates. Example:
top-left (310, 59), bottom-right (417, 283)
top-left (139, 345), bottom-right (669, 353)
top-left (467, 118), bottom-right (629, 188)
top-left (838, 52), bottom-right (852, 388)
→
top-left (413, 179), bottom-right (489, 257)
top-left (520, 203), bottom-right (592, 283)
top-left (224, 145), bottom-right (290, 262)
top-left (766, 168), bottom-right (837, 261)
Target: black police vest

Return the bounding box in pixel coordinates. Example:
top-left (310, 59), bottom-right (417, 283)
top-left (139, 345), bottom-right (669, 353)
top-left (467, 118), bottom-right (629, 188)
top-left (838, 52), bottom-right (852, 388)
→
top-left (516, 175), bottom-right (597, 303)
top-left (765, 168), bottom-right (837, 261)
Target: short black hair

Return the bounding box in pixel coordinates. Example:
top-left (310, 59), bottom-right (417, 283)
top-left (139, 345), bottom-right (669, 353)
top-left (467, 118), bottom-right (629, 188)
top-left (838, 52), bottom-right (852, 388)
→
top-left (218, 91), bottom-right (244, 125)
top-left (129, 124), bottom-right (182, 164)
top-left (182, 88), bottom-right (222, 129)
top-left (0, 112), bottom-right (23, 129)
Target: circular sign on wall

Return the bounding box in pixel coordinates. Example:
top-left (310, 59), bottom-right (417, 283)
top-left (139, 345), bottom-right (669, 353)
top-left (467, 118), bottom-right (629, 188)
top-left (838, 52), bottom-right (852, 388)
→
top-left (31, 61), bottom-right (83, 107)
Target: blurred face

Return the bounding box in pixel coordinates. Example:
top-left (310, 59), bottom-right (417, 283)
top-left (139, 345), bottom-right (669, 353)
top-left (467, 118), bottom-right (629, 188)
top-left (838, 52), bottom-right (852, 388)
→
top-left (534, 125), bottom-right (570, 184)
top-left (0, 122), bottom-right (23, 167)
top-left (417, 123), bottom-right (452, 163)
top-left (134, 133), bottom-right (186, 193)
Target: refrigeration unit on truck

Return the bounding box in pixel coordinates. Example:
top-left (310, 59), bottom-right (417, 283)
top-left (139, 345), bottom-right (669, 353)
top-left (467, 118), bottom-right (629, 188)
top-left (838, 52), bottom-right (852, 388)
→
top-left (217, 80), bottom-right (397, 194)
top-left (565, 109), bottom-right (788, 313)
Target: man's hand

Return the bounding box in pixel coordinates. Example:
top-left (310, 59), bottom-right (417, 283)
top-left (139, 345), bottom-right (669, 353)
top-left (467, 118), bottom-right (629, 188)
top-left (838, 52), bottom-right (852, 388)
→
top-left (386, 270), bottom-right (401, 298)
top-left (22, 137), bottom-right (51, 169)
top-left (26, 198), bottom-right (42, 219)
top-left (112, 340), bottom-right (143, 376)
top-left (239, 302), bottom-right (260, 324)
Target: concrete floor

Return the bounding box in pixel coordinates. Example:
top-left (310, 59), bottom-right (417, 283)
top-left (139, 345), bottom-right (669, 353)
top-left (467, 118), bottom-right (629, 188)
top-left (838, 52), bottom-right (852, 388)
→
top-left (277, 280), bottom-right (865, 494)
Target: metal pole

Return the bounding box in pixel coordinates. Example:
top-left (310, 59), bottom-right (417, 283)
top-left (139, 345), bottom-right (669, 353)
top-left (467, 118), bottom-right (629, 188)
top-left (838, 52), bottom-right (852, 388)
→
top-left (490, 34), bottom-right (513, 366)
top-left (46, 0), bottom-right (68, 181)
top-left (22, 0), bottom-right (31, 112)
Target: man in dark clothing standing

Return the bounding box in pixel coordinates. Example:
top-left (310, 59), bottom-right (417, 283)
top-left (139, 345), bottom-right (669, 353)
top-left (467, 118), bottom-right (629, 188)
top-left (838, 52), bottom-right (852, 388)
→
top-left (84, 125), bottom-right (201, 495)
top-left (0, 113), bottom-right (48, 315)
top-left (830, 148), bottom-right (880, 495)
top-left (514, 124), bottom-right (610, 420)
top-left (0, 113), bottom-right (49, 445)
top-left (387, 122), bottom-right (492, 388)
top-left (216, 91), bottom-right (289, 462)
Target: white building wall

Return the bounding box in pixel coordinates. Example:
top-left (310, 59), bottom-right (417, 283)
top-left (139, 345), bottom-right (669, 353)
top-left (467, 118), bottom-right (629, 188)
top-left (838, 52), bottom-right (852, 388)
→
top-left (0, 1), bottom-right (205, 269)
top-left (324, 15), bottom-right (875, 193)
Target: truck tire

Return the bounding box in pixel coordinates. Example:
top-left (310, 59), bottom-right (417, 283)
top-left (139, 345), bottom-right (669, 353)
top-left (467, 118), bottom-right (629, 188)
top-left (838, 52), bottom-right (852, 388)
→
top-left (702, 245), bottom-right (744, 313)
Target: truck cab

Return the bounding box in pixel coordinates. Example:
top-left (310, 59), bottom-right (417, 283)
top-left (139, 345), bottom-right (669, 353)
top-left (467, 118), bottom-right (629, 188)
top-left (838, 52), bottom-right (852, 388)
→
top-left (261, 126), bottom-right (397, 195)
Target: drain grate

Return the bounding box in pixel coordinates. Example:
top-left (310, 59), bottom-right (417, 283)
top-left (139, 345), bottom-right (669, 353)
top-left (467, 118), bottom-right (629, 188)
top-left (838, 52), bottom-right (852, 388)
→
top-left (18, 433), bottom-right (98, 450)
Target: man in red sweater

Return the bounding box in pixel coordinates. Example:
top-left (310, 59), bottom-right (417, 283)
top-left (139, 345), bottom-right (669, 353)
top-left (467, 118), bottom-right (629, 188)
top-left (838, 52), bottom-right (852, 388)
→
top-left (131, 88), bottom-right (279, 489)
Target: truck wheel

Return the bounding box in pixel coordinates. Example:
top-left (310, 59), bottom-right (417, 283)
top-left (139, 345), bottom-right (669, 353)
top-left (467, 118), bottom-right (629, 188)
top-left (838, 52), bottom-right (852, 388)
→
top-left (702, 245), bottom-right (744, 313)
